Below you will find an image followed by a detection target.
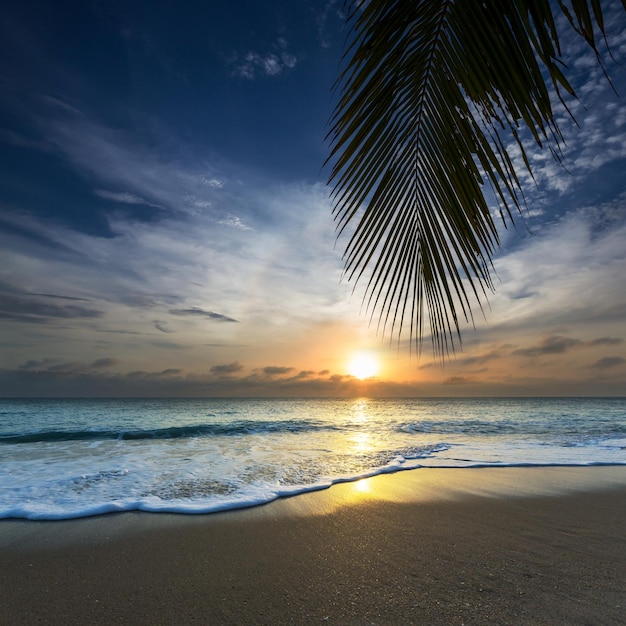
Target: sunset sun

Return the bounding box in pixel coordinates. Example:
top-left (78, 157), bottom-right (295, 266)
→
top-left (347, 352), bottom-right (380, 379)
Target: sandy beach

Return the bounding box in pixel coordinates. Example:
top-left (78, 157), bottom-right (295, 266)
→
top-left (1, 466), bottom-right (625, 625)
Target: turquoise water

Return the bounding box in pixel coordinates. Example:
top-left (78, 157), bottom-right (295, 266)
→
top-left (1, 397), bottom-right (625, 519)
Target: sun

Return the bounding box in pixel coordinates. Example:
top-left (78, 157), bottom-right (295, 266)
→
top-left (347, 352), bottom-right (380, 380)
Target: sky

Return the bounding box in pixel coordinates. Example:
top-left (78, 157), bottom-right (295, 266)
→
top-left (1, 0), bottom-right (625, 398)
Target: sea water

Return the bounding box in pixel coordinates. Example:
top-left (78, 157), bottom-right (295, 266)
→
top-left (1, 397), bottom-right (624, 520)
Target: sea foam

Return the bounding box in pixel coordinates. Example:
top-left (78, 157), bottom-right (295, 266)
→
top-left (1, 397), bottom-right (625, 520)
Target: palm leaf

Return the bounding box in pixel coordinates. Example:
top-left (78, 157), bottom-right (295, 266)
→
top-left (326, 0), bottom-right (622, 357)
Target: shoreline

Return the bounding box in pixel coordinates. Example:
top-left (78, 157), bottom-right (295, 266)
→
top-left (1, 465), bottom-right (625, 542)
top-left (2, 466), bottom-right (626, 548)
top-left (2, 466), bottom-right (625, 624)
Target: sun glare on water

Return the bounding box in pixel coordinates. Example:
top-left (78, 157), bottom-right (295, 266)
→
top-left (347, 352), bottom-right (380, 379)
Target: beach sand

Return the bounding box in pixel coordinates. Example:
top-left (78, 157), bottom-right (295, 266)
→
top-left (1, 466), bottom-right (625, 625)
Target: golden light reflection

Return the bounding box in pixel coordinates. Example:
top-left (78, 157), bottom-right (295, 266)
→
top-left (351, 430), bottom-right (371, 453)
top-left (353, 478), bottom-right (372, 494)
top-left (351, 398), bottom-right (371, 421)
top-left (349, 398), bottom-right (372, 452)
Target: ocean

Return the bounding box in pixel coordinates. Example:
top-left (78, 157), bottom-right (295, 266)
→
top-left (1, 397), bottom-right (625, 520)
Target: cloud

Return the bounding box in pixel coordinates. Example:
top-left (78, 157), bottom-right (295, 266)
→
top-left (0, 213), bottom-right (82, 257)
top-left (589, 337), bottom-right (623, 347)
top-left (28, 292), bottom-right (91, 302)
top-left (169, 307), bottom-right (238, 323)
top-left (449, 350), bottom-right (505, 368)
top-left (0, 141), bottom-right (350, 377)
top-left (498, 11), bottom-right (626, 203)
top-left (18, 358), bottom-right (58, 370)
top-left (33, 107), bottom-right (238, 227)
top-left (443, 376), bottom-right (473, 385)
top-left (315, 0), bottom-right (345, 49)
top-left (262, 366), bottom-right (294, 376)
top-left (4, 65), bottom-right (621, 398)
top-left (0, 363), bottom-right (415, 398)
top-left (177, 173), bottom-right (224, 189)
top-left (210, 361), bottom-right (244, 375)
top-left (483, 199), bottom-right (626, 341)
top-left (2, 347), bottom-right (624, 397)
top-left (217, 214), bottom-right (252, 230)
top-left (94, 189), bottom-right (162, 208)
top-left (513, 335), bottom-right (582, 357)
top-left (512, 335), bottom-right (624, 358)
top-left (0, 291), bottom-right (102, 323)
top-left (47, 362), bottom-right (80, 372)
top-left (228, 38), bottom-right (298, 79)
top-left (90, 358), bottom-right (118, 369)
top-left (150, 341), bottom-right (186, 350)
top-left (126, 369), bottom-right (183, 380)
top-left (16, 357), bottom-right (118, 373)
top-left (588, 357), bottom-right (626, 370)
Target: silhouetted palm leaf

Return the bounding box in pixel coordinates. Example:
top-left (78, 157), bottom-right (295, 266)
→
top-left (327, 0), bottom-right (623, 357)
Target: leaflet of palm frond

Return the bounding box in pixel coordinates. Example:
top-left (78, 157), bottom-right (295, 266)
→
top-left (327, 0), bottom-right (619, 357)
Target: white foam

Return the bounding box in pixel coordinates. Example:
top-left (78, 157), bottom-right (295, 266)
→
top-left (1, 397), bottom-right (625, 520)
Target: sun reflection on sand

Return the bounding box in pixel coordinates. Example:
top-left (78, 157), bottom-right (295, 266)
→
top-left (352, 478), bottom-right (372, 494)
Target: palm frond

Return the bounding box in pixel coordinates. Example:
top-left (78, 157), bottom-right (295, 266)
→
top-left (326, 0), bottom-right (622, 358)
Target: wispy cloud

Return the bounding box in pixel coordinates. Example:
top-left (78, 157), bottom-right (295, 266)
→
top-left (94, 189), bottom-right (162, 208)
top-left (177, 173), bottom-right (224, 189)
top-left (0, 104), bottom-right (354, 376)
top-left (228, 38), bottom-right (298, 79)
top-left (217, 214), bottom-right (252, 230)
top-left (32, 104), bottom-right (238, 226)
top-left (28, 292), bottom-right (91, 302)
top-left (0, 289), bottom-right (102, 324)
top-left (484, 199), bottom-right (626, 337)
top-left (499, 8), bottom-right (626, 205)
top-left (315, 0), bottom-right (345, 49)
top-left (169, 307), bottom-right (238, 323)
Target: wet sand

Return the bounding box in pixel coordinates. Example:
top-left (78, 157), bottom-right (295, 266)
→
top-left (1, 467), bottom-right (625, 625)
